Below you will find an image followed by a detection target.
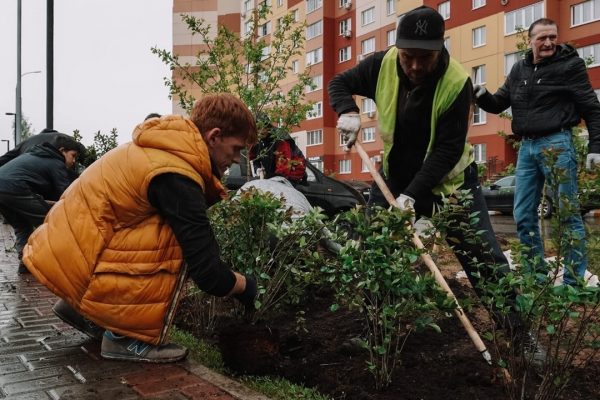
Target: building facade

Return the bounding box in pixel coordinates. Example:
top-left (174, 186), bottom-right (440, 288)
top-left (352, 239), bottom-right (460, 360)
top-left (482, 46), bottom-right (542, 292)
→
top-left (172, 0), bottom-right (600, 183)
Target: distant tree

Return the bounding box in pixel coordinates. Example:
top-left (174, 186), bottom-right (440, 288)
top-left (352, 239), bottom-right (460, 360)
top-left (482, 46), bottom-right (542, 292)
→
top-left (151, 2), bottom-right (313, 140)
top-left (9, 114), bottom-right (34, 143)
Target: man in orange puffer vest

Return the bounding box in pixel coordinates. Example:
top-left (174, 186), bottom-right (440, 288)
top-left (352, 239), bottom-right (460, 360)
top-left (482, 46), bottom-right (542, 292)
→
top-left (23, 94), bottom-right (258, 363)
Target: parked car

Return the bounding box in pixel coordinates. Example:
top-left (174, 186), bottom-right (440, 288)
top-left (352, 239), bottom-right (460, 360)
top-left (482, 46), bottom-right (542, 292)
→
top-left (346, 180), bottom-right (372, 204)
top-left (482, 175), bottom-right (600, 218)
top-left (224, 153), bottom-right (366, 217)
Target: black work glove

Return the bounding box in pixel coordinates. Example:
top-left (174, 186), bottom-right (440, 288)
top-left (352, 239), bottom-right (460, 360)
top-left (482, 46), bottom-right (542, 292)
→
top-left (233, 274), bottom-right (257, 310)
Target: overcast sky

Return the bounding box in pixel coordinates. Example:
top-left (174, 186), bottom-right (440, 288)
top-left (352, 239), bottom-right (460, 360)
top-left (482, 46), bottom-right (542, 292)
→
top-left (0, 1), bottom-right (173, 152)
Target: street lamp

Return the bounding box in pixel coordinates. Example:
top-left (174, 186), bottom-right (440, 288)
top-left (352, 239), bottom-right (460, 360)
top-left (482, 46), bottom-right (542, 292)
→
top-left (5, 112), bottom-right (17, 148)
top-left (15, 70), bottom-right (42, 146)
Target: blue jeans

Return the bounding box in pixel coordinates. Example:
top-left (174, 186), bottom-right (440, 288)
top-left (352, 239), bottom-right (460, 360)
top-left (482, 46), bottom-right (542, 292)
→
top-left (514, 130), bottom-right (587, 285)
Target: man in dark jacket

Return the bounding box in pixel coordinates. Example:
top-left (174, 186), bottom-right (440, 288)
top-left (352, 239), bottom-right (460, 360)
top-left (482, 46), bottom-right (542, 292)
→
top-left (474, 18), bottom-right (600, 285)
top-left (328, 6), bottom-right (542, 361)
top-left (0, 128), bottom-right (83, 182)
top-left (0, 135), bottom-right (82, 273)
top-left (0, 128), bottom-right (76, 166)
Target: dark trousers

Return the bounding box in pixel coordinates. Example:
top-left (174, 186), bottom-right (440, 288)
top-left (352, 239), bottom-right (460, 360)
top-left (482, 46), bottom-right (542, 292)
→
top-left (0, 192), bottom-right (51, 256)
top-left (369, 163), bottom-right (521, 328)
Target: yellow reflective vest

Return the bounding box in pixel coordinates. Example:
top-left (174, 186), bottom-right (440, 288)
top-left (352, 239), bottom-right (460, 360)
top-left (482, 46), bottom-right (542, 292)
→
top-left (375, 47), bottom-right (474, 196)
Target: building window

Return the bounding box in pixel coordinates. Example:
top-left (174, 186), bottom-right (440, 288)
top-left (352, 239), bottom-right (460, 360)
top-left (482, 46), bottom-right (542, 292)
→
top-left (291, 60), bottom-right (299, 74)
top-left (504, 51), bottom-right (524, 75)
top-left (244, 21), bottom-right (252, 34)
top-left (306, 20), bottom-right (323, 40)
top-left (473, 143), bottom-right (487, 163)
top-left (243, 0), bottom-right (252, 12)
top-left (306, 0), bottom-right (322, 13)
top-left (472, 65), bottom-right (486, 85)
top-left (261, 46), bottom-right (271, 60)
top-left (339, 159), bottom-right (352, 174)
top-left (473, 105), bottom-right (486, 125)
top-left (305, 75), bottom-right (323, 93)
top-left (572, 0), bottom-right (600, 26)
top-left (361, 98), bottom-right (376, 114)
top-left (361, 37), bottom-right (376, 56)
top-left (292, 9), bottom-right (299, 22)
top-left (361, 7), bottom-right (375, 26)
top-left (307, 129), bottom-right (323, 145)
top-left (444, 37), bottom-right (451, 52)
top-left (578, 43), bottom-right (600, 67)
top-left (339, 18), bottom-right (351, 35)
top-left (505, 2), bottom-right (543, 35)
top-left (363, 127), bottom-right (375, 143)
top-left (472, 26), bottom-right (486, 48)
top-left (277, 0), bottom-right (283, 6)
top-left (339, 132), bottom-right (348, 146)
top-left (306, 47), bottom-right (323, 65)
top-left (472, 0), bottom-right (485, 9)
top-left (258, 21), bottom-right (271, 37)
top-left (307, 102), bottom-right (323, 119)
top-left (339, 46), bottom-right (351, 62)
top-left (438, 1), bottom-right (450, 20)
top-left (339, 0), bottom-right (351, 8)
top-left (386, 0), bottom-right (395, 15)
top-left (387, 29), bottom-right (396, 47)
top-left (309, 157), bottom-right (323, 172)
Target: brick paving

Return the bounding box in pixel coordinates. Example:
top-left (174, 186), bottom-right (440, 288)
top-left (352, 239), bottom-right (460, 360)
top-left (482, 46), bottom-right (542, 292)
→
top-left (0, 223), bottom-right (270, 400)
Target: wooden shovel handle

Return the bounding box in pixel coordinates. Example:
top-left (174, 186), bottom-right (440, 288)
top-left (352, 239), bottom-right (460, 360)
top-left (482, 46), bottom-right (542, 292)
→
top-left (353, 142), bottom-right (491, 363)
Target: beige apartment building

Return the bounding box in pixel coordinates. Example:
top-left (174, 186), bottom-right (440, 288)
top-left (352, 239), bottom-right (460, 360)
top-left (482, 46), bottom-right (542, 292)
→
top-left (172, 0), bottom-right (600, 183)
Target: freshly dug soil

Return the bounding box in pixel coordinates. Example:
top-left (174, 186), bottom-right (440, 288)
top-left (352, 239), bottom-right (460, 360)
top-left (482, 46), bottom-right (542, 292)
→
top-left (175, 240), bottom-right (600, 400)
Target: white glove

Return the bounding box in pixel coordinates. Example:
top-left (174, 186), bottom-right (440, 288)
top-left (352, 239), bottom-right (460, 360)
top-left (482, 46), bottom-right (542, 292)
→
top-left (395, 194), bottom-right (416, 225)
top-left (586, 153), bottom-right (600, 170)
top-left (336, 113), bottom-right (361, 150)
top-left (473, 84), bottom-right (486, 99)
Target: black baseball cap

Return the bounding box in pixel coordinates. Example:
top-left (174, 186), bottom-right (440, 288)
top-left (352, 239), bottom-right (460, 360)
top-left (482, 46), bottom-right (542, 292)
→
top-left (396, 6), bottom-right (445, 51)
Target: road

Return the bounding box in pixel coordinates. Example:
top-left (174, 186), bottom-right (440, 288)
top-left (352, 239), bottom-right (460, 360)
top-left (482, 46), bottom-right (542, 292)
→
top-left (489, 212), bottom-right (600, 238)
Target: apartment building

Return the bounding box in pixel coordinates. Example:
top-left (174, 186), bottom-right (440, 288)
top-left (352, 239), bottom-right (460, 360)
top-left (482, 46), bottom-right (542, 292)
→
top-left (173, 0), bottom-right (600, 182)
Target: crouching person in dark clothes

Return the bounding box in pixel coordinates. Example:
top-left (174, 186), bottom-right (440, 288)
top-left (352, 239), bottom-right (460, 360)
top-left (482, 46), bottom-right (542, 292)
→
top-left (0, 135), bottom-right (83, 273)
top-left (23, 94), bottom-right (259, 363)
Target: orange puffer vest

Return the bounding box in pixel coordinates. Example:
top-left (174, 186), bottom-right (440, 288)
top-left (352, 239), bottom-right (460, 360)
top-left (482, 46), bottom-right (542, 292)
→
top-left (23, 116), bottom-right (227, 345)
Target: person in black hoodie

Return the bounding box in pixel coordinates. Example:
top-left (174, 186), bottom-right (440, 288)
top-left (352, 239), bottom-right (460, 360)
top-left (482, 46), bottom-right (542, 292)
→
top-left (0, 128), bottom-right (82, 182)
top-left (474, 18), bottom-right (600, 285)
top-left (0, 135), bottom-right (83, 273)
top-left (329, 6), bottom-right (545, 365)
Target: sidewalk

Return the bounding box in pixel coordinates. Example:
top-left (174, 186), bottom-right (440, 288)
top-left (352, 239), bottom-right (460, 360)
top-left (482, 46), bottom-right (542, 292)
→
top-left (0, 223), bottom-right (270, 400)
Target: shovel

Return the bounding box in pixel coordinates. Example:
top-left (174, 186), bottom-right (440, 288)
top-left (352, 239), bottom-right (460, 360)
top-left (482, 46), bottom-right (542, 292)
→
top-left (353, 141), bottom-right (494, 366)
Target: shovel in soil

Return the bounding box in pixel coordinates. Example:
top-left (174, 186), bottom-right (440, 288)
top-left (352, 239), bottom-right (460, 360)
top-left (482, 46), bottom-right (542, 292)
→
top-left (353, 141), bottom-right (496, 367)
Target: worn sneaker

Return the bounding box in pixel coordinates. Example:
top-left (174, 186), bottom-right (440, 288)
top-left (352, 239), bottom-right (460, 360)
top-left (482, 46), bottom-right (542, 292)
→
top-left (515, 330), bottom-right (547, 369)
top-left (52, 299), bottom-right (104, 340)
top-left (101, 331), bottom-right (188, 363)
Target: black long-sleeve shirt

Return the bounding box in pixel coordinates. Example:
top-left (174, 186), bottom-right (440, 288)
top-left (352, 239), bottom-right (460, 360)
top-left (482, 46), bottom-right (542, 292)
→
top-left (147, 173), bottom-right (236, 297)
top-left (328, 48), bottom-right (472, 203)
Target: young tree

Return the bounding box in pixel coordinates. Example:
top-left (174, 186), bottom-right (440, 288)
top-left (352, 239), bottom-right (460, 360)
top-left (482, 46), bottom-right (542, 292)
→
top-left (151, 3), bottom-right (313, 139)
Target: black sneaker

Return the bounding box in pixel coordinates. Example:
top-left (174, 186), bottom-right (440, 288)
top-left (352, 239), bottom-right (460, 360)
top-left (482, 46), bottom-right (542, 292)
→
top-left (101, 331), bottom-right (188, 363)
top-left (52, 299), bottom-right (104, 340)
